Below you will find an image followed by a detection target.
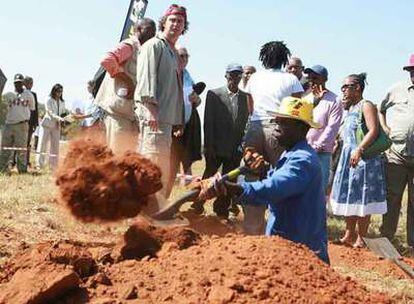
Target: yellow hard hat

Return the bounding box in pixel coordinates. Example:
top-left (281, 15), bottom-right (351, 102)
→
top-left (269, 97), bottom-right (321, 129)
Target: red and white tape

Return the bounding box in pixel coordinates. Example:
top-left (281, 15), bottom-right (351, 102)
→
top-left (1, 147), bottom-right (59, 158)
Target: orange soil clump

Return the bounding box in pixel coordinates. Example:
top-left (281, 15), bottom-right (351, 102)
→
top-left (113, 217), bottom-right (201, 260)
top-left (55, 139), bottom-right (162, 222)
top-left (0, 218), bottom-right (395, 303)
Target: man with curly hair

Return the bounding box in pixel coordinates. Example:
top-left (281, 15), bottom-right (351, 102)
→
top-left (135, 4), bottom-right (188, 199)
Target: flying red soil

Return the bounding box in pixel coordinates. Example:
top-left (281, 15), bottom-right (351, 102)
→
top-left (0, 216), bottom-right (395, 303)
top-left (55, 139), bottom-right (162, 222)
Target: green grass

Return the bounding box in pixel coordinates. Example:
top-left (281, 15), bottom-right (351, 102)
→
top-left (333, 265), bottom-right (414, 303)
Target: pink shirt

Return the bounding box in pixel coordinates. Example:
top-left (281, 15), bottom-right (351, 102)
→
top-left (101, 41), bottom-right (137, 77)
top-left (306, 91), bottom-right (343, 153)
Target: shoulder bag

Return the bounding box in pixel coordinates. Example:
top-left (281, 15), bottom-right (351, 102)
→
top-left (356, 100), bottom-right (392, 159)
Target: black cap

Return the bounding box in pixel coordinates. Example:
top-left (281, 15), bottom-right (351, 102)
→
top-left (14, 74), bottom-right (24, 83)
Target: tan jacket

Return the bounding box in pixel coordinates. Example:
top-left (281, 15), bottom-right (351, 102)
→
top-left (95, 38), bottom-right (138, 121)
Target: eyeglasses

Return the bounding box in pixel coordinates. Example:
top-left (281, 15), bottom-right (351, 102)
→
top-left (287, 65), bottom-right (302, 70)
top-left (179, 54), bottom-right (189, 58)
top-left (341, 84), bottom-right (356, 92)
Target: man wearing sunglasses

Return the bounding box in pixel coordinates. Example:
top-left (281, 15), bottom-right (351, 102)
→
top-left (166, 46), bottom-right (202, 197)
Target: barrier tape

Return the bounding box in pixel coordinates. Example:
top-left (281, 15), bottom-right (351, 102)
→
top-left (1, 147), bottom-right (59, 158)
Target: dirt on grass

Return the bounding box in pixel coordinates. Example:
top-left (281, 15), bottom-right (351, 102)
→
top-left (0, 214), bottom-right (401, 304)
top-left (55, 139), bottom-right (162, 223)
top-left (329, 243), bottom-right (414, 280)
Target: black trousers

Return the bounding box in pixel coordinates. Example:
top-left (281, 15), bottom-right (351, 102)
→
top-left (26, 125), bottom-right (36, 166)
top-left (202, 153), bottom-right (242, 217)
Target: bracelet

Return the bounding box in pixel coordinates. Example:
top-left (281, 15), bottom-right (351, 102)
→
top-left (356, 146), bottom-right (365, 153)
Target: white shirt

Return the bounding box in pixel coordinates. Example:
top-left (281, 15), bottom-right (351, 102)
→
top-left (227, 88), bottom-right (239, 122)
top-left (3, 90), bottom-right (35, 124)
top-left (245, 69), bottom-right (303, 121)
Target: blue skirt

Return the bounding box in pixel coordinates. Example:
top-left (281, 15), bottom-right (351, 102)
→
top-left (330, 144), bottom-right (387, 216)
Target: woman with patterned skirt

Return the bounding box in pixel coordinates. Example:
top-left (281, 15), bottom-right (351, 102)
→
top-left (331, 73), bottom-right (387, 248)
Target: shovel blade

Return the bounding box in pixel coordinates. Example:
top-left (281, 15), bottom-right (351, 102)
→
top-left (362, 237), bottom-right (402, 260)
top-left (140, 193), bottom-right (191, 226)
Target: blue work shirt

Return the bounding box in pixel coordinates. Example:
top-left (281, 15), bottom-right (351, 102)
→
top-left (239, 140), bottom-right (329, 264)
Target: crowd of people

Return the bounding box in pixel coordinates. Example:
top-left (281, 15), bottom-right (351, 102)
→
top-left (1, 3), bottom-right (413, 262)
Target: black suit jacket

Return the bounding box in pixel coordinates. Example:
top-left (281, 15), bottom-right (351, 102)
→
top-left (29, 91), bottom-right (39, 130)
top-left (204, 86), bottom-right (249, 158)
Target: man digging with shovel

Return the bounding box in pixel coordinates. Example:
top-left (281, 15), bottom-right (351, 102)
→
top-left (196, 97), bottom-right (330, 264)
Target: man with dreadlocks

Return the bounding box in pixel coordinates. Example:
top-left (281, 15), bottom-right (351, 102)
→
top-left (241, 41), bottom-right (304, 235)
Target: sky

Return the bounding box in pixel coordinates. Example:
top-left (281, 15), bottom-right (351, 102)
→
top-left (1, 0), bottom-right (413, 111)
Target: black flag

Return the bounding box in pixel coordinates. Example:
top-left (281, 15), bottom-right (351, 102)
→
top-left (0, 68), bottom-right (6, 96)
top-left (92, 0), bottom-right (148, 97)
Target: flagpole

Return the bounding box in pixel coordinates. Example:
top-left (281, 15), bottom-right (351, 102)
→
top-left (92, 0), bottom-right (149, 97)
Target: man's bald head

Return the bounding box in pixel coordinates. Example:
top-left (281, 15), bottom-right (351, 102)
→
top-left (134, 18), bottom-right (156, 44)
top-left (241, 65), bottom-right (256, 86)
top-left (287, 57), bottom-right (304, 80)
top-left (177, 46), bottom-right (190, 68)
top-left (24, 76), bottom-right (33, 90)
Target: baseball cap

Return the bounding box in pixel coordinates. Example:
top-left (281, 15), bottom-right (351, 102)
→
top-left (14, 73), bottom-right (24, 83)
top-left (226, 63), bottom-right (243, 73)
top-left (304, 65), bottom-right (328, 79)
top-left (403, 54), bottom-right (414, 71)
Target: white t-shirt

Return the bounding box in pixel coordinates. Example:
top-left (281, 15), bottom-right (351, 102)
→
top-left (245, 69), bottom-right (304, 121)
top-left (3, 90), bottom-right (35, 124)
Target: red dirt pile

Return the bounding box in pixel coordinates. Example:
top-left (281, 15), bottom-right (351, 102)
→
top-left (97, 235), bottom-right (392, 303)
top-left (55, 139), bottom-right (162, 222)
top-left (0, 229), bottom-right (393, 303)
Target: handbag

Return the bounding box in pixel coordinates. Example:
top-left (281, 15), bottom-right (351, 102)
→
top-left (40, 117), bottom-right (56, 128)
top-left (356, 100), bottom-right (392, 159)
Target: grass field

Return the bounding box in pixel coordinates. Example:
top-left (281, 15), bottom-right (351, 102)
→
top-left (0, 159), bottom-right (413, 301)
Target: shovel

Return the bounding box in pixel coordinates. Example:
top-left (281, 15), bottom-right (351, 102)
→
top-left (363, 237), bottom-right (414, 279)
top-left (151, 166), bottom-right (250, 220)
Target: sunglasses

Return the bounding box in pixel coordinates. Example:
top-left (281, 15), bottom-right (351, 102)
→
top-left (179, 54), bottom-right (189, 58)
top-left (341, 84), bottom-right (356, 92)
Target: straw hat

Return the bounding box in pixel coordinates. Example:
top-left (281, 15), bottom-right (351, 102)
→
top-left (268, 96), bottom-right (321, 129)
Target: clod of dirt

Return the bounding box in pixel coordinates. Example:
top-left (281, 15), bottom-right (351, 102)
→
top-left (183, 211), bottom-right (242, 236)
top-left (113, 218), bottom-right (201, 260)
top-left (55, 139), bottom-right (162, 222)
top-left (0, 264), bottom-right (80, 304)
top-left (0, 240), bottom-right (110, 284)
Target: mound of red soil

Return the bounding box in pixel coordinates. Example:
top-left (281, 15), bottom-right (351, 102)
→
top-left (0, 221), bottom-right (395, 303)
top-left (55, 139), bottom-right (162, 222)
top-left (93, 235), bottom-right (392, 303)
